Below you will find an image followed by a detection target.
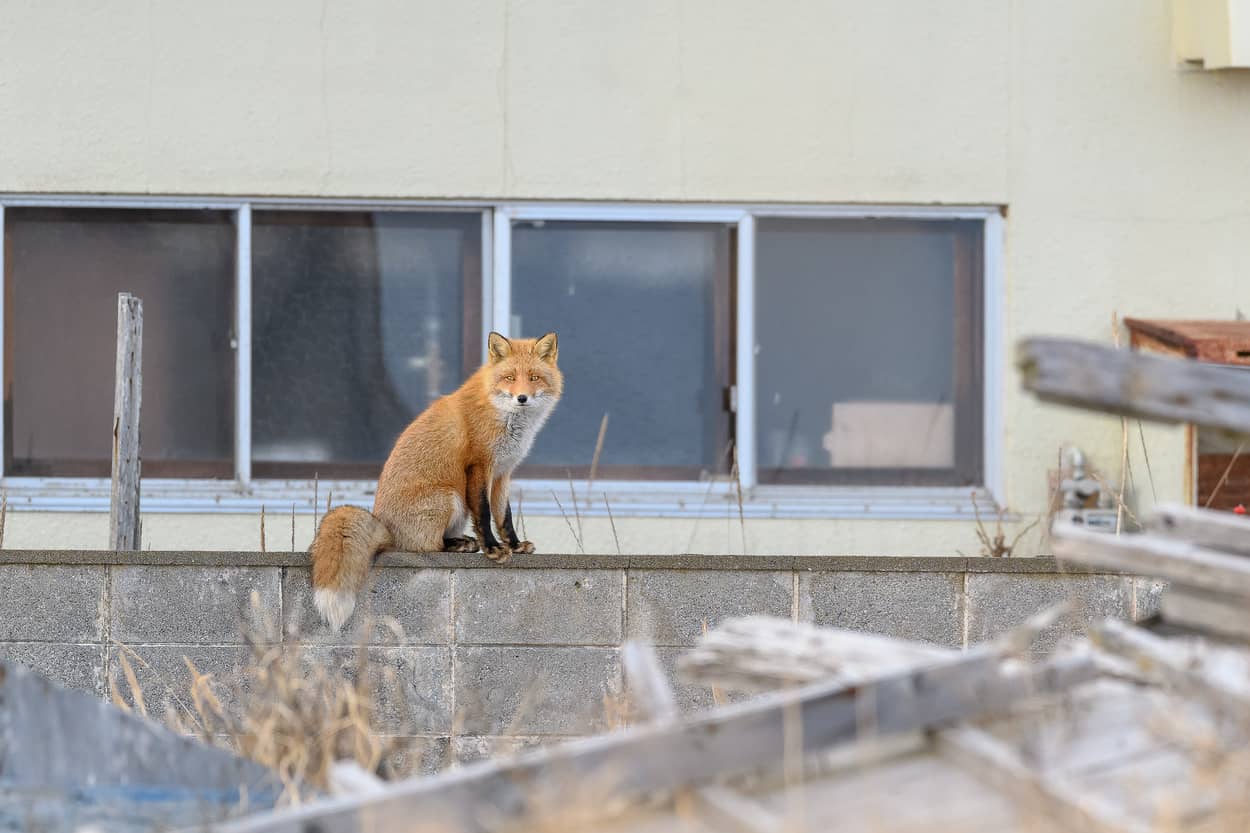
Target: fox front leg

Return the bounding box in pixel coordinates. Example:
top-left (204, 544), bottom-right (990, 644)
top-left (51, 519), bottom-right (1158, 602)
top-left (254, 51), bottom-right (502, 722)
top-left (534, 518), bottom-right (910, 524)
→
top-left (468, 465), bottom-right (511, 562)
top-left (491, 475), bottom-right (534, 555)
top-left (501, 504), bottom-right (534, 554)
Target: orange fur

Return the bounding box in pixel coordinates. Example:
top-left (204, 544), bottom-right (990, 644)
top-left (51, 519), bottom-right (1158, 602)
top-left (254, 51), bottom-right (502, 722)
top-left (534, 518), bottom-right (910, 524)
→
top-left (310, 332), bottom-right (562, 629)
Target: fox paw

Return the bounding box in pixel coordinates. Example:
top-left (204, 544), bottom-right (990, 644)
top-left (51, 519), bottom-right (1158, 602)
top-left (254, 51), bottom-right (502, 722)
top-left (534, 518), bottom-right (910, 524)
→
top-left (443, 536), bottom-right (480, 553)
top-left (484, 544), bottom-right (512, 563)
top-left (511, 541), bottom-right (536, 555)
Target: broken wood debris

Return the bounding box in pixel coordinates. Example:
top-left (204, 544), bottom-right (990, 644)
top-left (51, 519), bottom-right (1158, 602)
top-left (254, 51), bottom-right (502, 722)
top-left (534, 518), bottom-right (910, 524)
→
top-left (217, 630), bottom-right (1096, 833)
top-left (622, 641), bottom-right (782, 833)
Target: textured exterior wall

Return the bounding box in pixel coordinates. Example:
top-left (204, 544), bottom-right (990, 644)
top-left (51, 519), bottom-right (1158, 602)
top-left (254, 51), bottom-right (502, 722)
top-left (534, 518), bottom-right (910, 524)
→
top-left (0, 550), bottom-right (1161, 776)
top-left (2, 1), bottom-right (1248, 552)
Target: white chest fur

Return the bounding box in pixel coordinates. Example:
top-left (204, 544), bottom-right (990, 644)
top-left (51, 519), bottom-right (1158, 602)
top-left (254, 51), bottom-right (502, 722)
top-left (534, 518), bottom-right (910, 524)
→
top-left (492, 406), bottom-right (551, 473)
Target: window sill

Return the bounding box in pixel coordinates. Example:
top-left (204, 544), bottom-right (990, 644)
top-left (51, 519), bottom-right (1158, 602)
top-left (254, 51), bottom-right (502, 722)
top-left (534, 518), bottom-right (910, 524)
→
top-left (0, 478), bottom-right (1004, 521)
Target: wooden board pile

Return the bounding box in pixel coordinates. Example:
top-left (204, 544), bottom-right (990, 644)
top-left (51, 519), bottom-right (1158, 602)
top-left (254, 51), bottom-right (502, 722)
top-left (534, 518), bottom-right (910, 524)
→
top-left (214, 337), bottom-right (1250, 833)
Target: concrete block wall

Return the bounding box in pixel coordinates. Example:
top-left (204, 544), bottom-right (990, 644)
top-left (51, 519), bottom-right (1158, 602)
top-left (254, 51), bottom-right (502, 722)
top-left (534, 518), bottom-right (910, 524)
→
top-left (0, 551), bottom-right (1162, 776)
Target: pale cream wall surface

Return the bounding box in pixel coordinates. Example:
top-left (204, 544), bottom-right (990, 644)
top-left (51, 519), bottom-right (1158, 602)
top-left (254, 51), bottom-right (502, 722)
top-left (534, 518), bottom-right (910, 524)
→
top-left (1, 0), bottom-right (1247, 554)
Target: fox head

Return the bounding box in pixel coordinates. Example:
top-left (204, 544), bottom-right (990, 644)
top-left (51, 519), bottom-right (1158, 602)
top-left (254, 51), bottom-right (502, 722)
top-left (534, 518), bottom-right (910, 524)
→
top-left (485, 331), bottom-right (563, 415)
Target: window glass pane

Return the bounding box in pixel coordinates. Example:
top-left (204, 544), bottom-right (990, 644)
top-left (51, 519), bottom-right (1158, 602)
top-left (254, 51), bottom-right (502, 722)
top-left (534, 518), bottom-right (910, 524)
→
top-left (251, 211), bottom-right (480, 477)
top-left (511, 221), bottom-right (731, 477)
top-left (755, 218), bottom-right (982, 485)
top-left (4, 208), bottom-right (235, 478)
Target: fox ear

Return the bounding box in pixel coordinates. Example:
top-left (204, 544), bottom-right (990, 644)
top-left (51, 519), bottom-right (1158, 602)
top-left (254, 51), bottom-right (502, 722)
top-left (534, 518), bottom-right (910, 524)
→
top-left (535, 332), bottom-right (558, 363)
top-left (487, 332), bottom-right (512, 363)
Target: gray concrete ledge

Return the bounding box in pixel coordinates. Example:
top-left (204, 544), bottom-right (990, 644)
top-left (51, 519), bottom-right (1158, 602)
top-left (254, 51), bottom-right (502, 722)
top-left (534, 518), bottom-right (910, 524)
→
top-left (0, 550), bottom-right (1110, 574)
top-left (0, 546), bottom-right (1158, 778)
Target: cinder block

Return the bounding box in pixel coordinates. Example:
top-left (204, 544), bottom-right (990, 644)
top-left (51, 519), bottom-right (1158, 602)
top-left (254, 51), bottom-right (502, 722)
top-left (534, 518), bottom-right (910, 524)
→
top-left (799, 571), bottom-right (963, 647)
top-left (452, 735), bottom-right (548, 766)
top-left (107, 644), bottom-right (252, 724)
top-left (384, 736), bottom-right (451, 778)
top-left (282, 567), bottom-right (451, 645)
top-left (111, 566), bottom-right (281, 644)
top-left (966, 573), bottom-right (1132, 651)
top-left (1134, 578), bottom-right (1167, 620)
top-left (0, 642), bottom-right (105, 696)
top-left (454, 569), bottom-right (623, 645)
top-left (0, 565), bottom-right (104, 641)
top-left (626, 570), bottom-right (793, 646)
top-left (454, 647), bottom-right (621, 736)
top-left (300, 646), bottom-right (452, 736)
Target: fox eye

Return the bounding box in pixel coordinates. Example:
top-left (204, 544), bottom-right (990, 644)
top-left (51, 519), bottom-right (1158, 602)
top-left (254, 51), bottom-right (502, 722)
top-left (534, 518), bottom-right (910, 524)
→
top-left (529, 375), bottom-right (540, 382)
top-left (504, 375), bottom-right (515, 382)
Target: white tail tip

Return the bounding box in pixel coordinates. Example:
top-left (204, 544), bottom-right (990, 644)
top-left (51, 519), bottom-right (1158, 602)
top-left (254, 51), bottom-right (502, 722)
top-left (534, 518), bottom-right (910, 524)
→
top-left (314, 587), bottom-right (356, 630)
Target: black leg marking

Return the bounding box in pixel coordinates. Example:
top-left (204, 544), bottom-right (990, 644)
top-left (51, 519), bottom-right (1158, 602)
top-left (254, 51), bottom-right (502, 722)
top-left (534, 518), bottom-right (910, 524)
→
top-left (502, 502), bottom-right (534, 554)
top-left (502, 503), bottom-right (521, 549)
top-left (477, 487), bottom-right (508, 561)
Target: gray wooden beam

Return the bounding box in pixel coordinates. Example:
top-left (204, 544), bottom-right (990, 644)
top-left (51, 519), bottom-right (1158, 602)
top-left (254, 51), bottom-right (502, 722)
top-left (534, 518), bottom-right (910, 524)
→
top-left (1148, 503), bottom-right (1250, 557)
top-left (936, 727), bottom-right (1149, 833)
top-left (1160, 586), bottom-right (1250, 639)
top-left (1018, 337), bottom-right (1250, 435)
top-left (109, 292), bottom-right (143, 551)
top-left (1089, 618), bottom-right (1250, 710)
top-left (1051, 520), bottom-right (1250, 597)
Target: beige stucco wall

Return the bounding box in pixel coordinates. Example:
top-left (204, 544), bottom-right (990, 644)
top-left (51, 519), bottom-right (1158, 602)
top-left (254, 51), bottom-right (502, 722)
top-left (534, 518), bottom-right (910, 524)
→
top-left (1, 0), bottom-right (1246, 554)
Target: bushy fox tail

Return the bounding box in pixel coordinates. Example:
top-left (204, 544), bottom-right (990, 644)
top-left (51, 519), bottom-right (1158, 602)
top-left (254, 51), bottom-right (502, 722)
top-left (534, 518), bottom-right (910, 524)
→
top-left (310, 505), bottom-right (393, 630)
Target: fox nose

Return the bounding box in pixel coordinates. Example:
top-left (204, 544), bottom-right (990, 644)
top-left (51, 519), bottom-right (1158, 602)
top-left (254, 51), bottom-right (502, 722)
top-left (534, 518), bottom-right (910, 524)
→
top-left (516, 394), bottom-right (528, 404)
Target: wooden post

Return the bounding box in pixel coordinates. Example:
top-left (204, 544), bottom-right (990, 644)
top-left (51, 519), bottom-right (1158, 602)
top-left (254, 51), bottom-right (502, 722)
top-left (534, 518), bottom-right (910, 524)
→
top-left (110, 293), bottom-right (143, 551)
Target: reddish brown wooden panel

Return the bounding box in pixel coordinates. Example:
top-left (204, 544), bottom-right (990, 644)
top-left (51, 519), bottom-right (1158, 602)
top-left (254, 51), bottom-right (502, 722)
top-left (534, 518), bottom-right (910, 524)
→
top-left (1197, 453), bottom-right (1250, 510)
top-left (1124, 319), bottom-right (1250, 365)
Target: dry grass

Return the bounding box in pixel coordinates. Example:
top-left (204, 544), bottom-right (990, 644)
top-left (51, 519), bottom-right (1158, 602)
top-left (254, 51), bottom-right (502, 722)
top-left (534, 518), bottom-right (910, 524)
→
top-left (604, 492), bottom-right (622, 555)
top-left (961, 491), bottom-right (1040, 558)
top-left (109, 594), bottom-right (408, 805)
top-left (550, 488), bottom-right (584, 553)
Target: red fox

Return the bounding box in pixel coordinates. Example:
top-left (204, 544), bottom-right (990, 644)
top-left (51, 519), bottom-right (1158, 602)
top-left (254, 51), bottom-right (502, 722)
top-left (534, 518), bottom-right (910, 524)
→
top-left (311, 332), bottom-right (562, 629)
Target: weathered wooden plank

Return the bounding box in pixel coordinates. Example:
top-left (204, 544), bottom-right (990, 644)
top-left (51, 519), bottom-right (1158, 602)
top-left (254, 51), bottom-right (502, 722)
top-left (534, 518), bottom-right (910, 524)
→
top-left (1149, 502), bottom-right (1250, 557)
top-left (678, 615), bottom-right (950, 693)
top-left (1089, 618), bottom-right (1250, 709)
top-left (978, 679), bottom-right (1172, 778)
top-left (688, 786), bottom-right (783, 833)
top-left (1080, 748), bottom-right (1219, 829)
top-left (936, 726), bottom-right (1150, 833)
top-left (217, 649), bottom-right (1097, 833)
top-left (622, 641), bottom-right (783, 833)
top-left (754, 751), bottom-right (1064, 833)
top-left (683, 618), bottom-right (1137, 832)
top-left (1123, 318), bottom-right (1250, 365)
top-left (1051, 521), bottom-right (1250, 598)
top-left (1018, 337), bottom-right (1250, 436)
top-left (621, 642), bottom-right (679, 721)
top-left (1159, 586), bottom-right (1250, 640)
top-left (109, 292), bottom-right (143, 551)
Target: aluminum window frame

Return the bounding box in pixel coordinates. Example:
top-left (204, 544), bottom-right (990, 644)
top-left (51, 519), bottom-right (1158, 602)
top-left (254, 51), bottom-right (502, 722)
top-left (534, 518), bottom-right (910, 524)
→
top-left (0, 194), bottom-right (1004, 519)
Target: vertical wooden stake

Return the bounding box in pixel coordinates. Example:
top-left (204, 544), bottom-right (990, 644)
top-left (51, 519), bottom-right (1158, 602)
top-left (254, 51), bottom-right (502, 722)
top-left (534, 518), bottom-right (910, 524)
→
top-left (109, 293), bottom-right (143, 551)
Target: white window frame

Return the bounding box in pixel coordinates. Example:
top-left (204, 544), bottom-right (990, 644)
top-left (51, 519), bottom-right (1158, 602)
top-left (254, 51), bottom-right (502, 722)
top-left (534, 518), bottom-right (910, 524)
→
top-left (0, 195), bottom-right (1004, 520)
